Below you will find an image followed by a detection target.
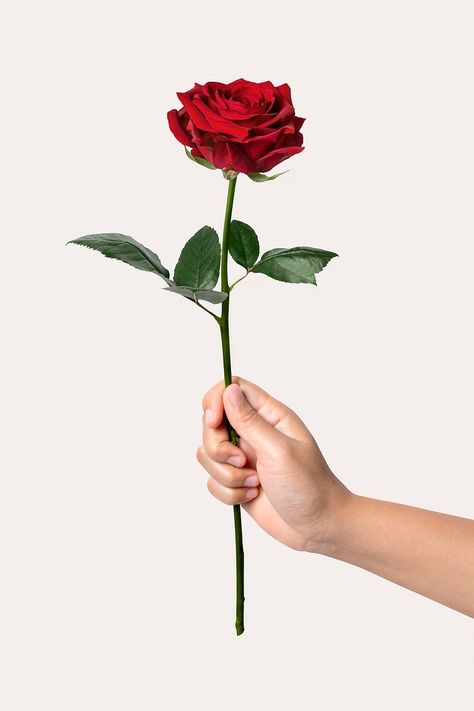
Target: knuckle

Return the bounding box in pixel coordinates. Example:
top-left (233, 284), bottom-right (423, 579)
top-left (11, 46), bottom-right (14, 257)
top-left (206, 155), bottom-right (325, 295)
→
top-left (239, 406), bottom-right (261, 428)
top-left (213, 441), bottom-right (231, 462)
top-left (221, 466), bottom-right (239, 488)
top-left (207, 442), bottom-right (221, 460)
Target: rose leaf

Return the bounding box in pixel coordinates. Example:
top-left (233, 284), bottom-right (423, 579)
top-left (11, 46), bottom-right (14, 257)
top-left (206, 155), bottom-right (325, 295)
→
top-left (229, 220), bottom-right (260, 269)
top-left (164, 284), bottom-right (228, 304)
top-left (251, 247), bottom-right (338, 284)
top-left (173, 226), bottom-right (221, 290)
top-left (67, 233), bottom-right (172, 282)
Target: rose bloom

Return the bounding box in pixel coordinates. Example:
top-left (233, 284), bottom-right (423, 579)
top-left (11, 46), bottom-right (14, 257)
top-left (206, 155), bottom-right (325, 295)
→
top-left (167, 78), bottom-right (305, 175)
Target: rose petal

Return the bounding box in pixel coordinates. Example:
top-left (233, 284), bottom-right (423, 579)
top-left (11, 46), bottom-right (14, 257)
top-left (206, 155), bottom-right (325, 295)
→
top-left (177, 91), bottom-right (214, 132)
top-left (191, 141), bottom-right (213, 164)
top-left (293, 115), bottom-right (306, 132)
top-left (167, 108), bottom-right (192, 146)
top-left (208, 140), bottom-right (257, 173)
top-left (257, 100), bottom-right (295, 129)
top-left (193, 98), bottom-right (250, 139)
top-left (276, 83), bottom-right (292, 104)
top-left (211, 108), bottom-right (277, 124)
top-left (255, 145), bottom-right (305, 173)
top-left (242, 128), bottom-right (292, 161)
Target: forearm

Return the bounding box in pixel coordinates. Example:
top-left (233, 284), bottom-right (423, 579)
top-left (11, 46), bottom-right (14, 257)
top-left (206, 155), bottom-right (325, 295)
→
top-left (313, 493), bottom-right (474, 617)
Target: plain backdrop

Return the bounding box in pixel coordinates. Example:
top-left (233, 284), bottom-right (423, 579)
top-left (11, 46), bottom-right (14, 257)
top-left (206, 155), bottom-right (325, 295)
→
top-left (1, 1), bottom-right (473, 709)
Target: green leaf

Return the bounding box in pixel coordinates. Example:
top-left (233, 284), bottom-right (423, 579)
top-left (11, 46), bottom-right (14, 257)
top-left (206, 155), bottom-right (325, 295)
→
top-left (247, 170), bottom-right (289, 183)
top-left (195, 290), bottom-right (228, 304)
top-left (185, 147), bottom-right (216, 170)
top-left (229, 220), bottom-right (260, 269)
top-left (164, 284), bottom-right (228, 304)
top-left (173, 226), bottom-right (221, 290)
top-left (67, 233), bottom-right (171, 282)
top-left (251, 247), bottom-right (338, 285)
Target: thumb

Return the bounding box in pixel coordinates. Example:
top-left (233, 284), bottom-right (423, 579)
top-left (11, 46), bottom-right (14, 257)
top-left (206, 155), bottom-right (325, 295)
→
top-left (223, 382), bottom-right (283, 458)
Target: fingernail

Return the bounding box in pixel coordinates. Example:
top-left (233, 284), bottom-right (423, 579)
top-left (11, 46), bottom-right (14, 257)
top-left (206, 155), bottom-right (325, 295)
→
top-left (228, 455), bottom-right (244, 467)
top-left (204, 408), bottom-right (215, 426)
top-left (227, 384), bottom-right (244, 406)
top-left (244, 475), bottom-right (259, 487)
top-left (246, 488), bottom-right (258, 499)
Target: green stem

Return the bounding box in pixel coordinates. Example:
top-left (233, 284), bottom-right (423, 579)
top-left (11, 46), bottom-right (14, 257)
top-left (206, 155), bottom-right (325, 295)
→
top-left (219, 175), bottom-right (245, 636)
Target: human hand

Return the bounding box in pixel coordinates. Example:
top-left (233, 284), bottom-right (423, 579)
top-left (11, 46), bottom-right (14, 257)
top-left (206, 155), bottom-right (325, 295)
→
top-left (197, 376), bottom-right (351, 552)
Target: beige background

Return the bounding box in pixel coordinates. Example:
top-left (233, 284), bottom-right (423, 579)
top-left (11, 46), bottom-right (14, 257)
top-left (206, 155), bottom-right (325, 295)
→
top-left (1, 0), bottom-right (473, 708)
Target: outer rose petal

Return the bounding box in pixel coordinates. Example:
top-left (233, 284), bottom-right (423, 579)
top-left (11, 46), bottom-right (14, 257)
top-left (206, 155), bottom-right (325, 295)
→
top-left (255, 145), bottom-right (305, 173)
top-left (191, 141), bottom-right (214, 164)
top-left (257, 99), bottom-right (294, 129)
top-left (177, 91), bottom-right (214, 132)
top-left (293, 115), bottom-right (305, 132)
top-left (189, 146), bottom-right (206, 159)
top-left (276, 83), bottom-right (292, 104)
top-left (167, 109), bottom-right (193, 146)
top-left (242, 124), bottom-right (297, 161)
top-left (208, 140), bottom-right (257, 173)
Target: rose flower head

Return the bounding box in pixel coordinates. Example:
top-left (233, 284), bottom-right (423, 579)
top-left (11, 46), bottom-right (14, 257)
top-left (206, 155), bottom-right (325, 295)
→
top-left (167, 78), bottom-right (305, 176)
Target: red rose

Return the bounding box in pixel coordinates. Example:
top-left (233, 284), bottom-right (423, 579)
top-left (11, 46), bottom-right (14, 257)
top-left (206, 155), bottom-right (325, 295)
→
top-left (167, 78), bottom-right (305, 175)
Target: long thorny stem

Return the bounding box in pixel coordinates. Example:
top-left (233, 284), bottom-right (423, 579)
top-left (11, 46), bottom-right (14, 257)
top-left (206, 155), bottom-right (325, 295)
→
top-left (219, 175), bottom-right (245, 636)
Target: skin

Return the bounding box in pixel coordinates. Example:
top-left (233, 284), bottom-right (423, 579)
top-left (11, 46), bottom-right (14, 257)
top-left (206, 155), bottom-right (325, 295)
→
top-left (197, 376), bottom-right (474, 618)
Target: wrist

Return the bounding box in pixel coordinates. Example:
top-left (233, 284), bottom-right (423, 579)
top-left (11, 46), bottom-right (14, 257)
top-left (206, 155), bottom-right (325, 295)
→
top-left (305, 485), bottom-right (359, 556)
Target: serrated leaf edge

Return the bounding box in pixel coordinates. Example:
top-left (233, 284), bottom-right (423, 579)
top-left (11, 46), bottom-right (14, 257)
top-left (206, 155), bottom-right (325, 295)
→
top-left (173, 226), bottom-right (221, 291)
top-left (67, 234), bottom-right (172, 281)
top-left (253, 246), bottom-right (339, 267)
top-left (229, 220), bottom-right (260, 269)
top-left (250, 246), bottom-right (339, 285)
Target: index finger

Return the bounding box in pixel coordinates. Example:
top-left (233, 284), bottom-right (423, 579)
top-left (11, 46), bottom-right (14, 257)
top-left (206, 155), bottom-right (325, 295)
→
top-left (201, 411), bottom-right (246, 466)
top-left (201, 376), bottom-right (239, 428)
top-left (201, 373), bottom-right (307, 440)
